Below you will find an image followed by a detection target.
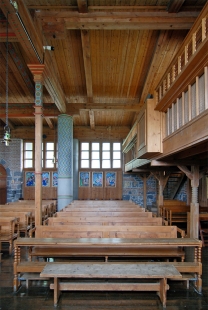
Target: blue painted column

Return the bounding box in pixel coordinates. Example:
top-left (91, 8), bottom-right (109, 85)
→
top-left (57, 114), bottom-right (73, 211)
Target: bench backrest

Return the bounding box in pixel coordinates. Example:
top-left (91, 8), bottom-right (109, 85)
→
top-left (0, 211), bottom-right (32, 226)
top-left (35, 225), bottom-right (177, 239)
top-left (55, 211), bottom-right (153, 218)
top-left (56, 211), bottom-right (146, 217)
top-left (0, 217), bottom-right (18, 235)
top-left (62, 207), bottom-right (144, 212)
top-left (163, 200), bottom-right (187, 206)
top-left (47, 216), bottom-right (163, 226)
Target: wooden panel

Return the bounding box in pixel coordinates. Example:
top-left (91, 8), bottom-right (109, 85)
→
top-left (163, 110), bottom-right (208, 157)
top-left (78, 169), bottom-right (122, 200)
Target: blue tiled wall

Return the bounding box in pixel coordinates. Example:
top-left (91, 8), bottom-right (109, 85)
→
top-left (122, 174), bottom-right (157, 207)
top-left (0, 139), bottom-right (23, 202)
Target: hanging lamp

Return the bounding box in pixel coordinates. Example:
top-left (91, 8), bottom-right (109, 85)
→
top-left (2, 12), bottom-right (11, 146)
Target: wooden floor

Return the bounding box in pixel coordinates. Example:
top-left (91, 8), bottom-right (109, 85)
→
top-left (0, 246), bottom-right (208, 310)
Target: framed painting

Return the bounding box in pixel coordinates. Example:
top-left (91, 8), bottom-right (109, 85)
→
top-left (52, 172), bottom-right (58, 187)
top-left (105, 171), bottom-right (116, 187)
top-left (25, 172), bottom-right (35, 187)
top-left (92, 172), bottom-right (103, 187)
top-left (79, 171), bottom-right (90, 187)
top-left (42, 172), bottom-right (50, 187)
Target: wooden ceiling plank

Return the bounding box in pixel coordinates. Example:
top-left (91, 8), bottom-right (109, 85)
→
top-left (0, 0), bottom-right (66, 113)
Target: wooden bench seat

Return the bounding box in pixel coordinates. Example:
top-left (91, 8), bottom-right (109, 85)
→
top-left (40, 262), bottom-right (181, 307)
top-left (14, 260), bottom-right (202, 291)
top-left (29, 246), bottom-right (186, 264)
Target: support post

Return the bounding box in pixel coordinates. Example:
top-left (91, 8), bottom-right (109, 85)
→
top-left (28, 64), bottom-right (45, 226)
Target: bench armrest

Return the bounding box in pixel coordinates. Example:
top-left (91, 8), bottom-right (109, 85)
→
top-left (177, 227), bottom-right (185, 238)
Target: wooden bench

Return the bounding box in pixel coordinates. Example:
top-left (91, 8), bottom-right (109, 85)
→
top-left (13, 237), bottom-right (202, 293)
top-left (0, 204), bottom-right (50, 226)
top-left (40, 262), bottom-right (181, 307)
top-left (0, 217), bottom-right (19, 254)
top-left (29, 225), bottom-right (185, 263)
top-left (0, 211), bottom-right (32, 237)
top-left (46, 216), bottom-right (163, 226)
top-left (164, 206), bottom-right (190, 226)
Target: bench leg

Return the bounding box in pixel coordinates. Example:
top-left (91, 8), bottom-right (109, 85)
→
top-left (157, 278), bottom-right (169, 308)
top-left (54, 277), bottom-right (61, 307)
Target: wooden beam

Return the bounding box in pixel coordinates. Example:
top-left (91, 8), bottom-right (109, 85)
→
top-left (77, 0), bottom-right (88, 13)
top-left (45, 117), bottom-right (54, 129)
top-left (73, 126), bottom-right (129, 140)
top-left (81, 30), bottom-right (93, 102)
top-left (177, 165), bottom-right (193, 180)
top-left (0, 104), bottom-right (59, 118)
top-left (39, 11), bottom-right (199, 30)
top-left (89, 110), bottom-right (95, 130)
top-left (167, 0), bottom-right (185, 13)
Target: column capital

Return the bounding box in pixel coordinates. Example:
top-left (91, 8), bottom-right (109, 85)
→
top-left (28, 64), bottom-right (45, 82)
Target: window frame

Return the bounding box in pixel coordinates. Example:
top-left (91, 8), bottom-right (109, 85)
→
top-left (79, 141), bottom-right (122, 169)
top-left (23, 140), bottom-right (57, 170)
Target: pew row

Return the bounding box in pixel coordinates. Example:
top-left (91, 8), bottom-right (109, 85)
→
top-left (13, 237), bottom-right (203, 293)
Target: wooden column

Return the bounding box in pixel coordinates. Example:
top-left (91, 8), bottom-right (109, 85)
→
top-left (140, 174), bottom-right (148, 209)
top-left (178, 165), bottom-right (200, 238)
top-left (152, 171), bottom-right (170, 215)
top-left (28, 64), bottom-right (45, 227)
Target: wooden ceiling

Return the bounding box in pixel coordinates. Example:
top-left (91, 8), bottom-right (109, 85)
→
top-left (0, 0), bottom-right (207, 141)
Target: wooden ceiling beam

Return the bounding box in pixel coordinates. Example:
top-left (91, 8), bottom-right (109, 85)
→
top-left (0, 104), bottom-right (59, 118)
top-left (77, 0), bottom-right (88, 14)
top-left (167, 0), bottom-right (186, 13)
top-left (38, 11), bottom-right (199, 30)
top-left (45, 117), bottom-right (54, 129)
top-left (0, 102), bottom-right (141, 118)
top-left (81, 30), bottom-right (93, 102)
top-left (73, 126), bottom-right (129, 140)
top-left (89, 110), bottom-right (95, 129)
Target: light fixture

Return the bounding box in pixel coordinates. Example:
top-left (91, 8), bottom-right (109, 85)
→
top-left (1, 12), bottom-right (11, 146)
top-left (43, 46), bottom-right (55, 63)
top-left (43, 46), bottom-right (55, 51)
